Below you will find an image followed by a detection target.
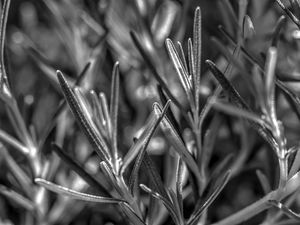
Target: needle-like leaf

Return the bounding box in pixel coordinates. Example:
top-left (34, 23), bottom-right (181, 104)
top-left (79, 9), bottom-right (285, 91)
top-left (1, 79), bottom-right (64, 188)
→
top-left (89, 90), bottom-right (108, 137)
top-left (209, 154), bottom-right (233, 184)
top-left (153, 104), bottom-right (202, 184)
top-left (290, 0), bottom-right (300, 18)
top-left (27, 46), bottom-right (59, 89)
top-left (256, 170), bottom-right (271, 194)
top-left (177, 42), bottom-right (189, 74)
top-left (212, 99), bottom-right (269, 129)
top-left (157, 85), bottom-right (181, 135)
top-left (110, 62), bottom-right (120, 170)
top-left (130, 31), bottom-right (185, 113)
top-left (121, 112), bottom-right (158, 174)
top-left (56, 71), bottom-right (111, 163)
top-left (176, 158), bottom-right (185, 217)
top-left (99, 93), bottom-right (112, 138)
top-left (38, 62), bottom-right (91, 148)
top-left (0, 129), bottom-right (29, 155)
top-left (168, 188), bottom-right (184, 224)
top-left (265, 47), bottom-right (278, 116)
top-left (210, 37), bottom-right (256, 96)
top-left (187, 171), bottom-right (231, 225)
top-left (243, 15), bottom-right (255, 39)
top-left (0, 185), bottom-right (35, 212)
top-left (205, 60), bottom-right (248, 110)
top-left (193, 6), bottom-right (202, 112)
top-left (0, 146), bottom-right (32, 196)
top-left (201, 116), bottom-right (222, 169)
top-left (141, 152), bottom-right (170, 202)
top-left (35, 178), bottom-right (124, 204)
top-left (205, 60), bottom-right (277, 150)
top-left (129, 101), bottom-right (171, 195)
top-left (120, 202), bottom-right (147, 225)
top-left (140, 184), bottom-right (181, 225)
top-left (275, 0), bottom-right (300, 30)
top-left (188, 38), bottom-right (195, 81)
top-left (289, 145), bottom-right (300, 178)
top-left (0, 0), bottom-right (10, 88)
top-left (165, 39), bottom-right (194, 106)
top-left (272, 16), bottom-right (286, 47)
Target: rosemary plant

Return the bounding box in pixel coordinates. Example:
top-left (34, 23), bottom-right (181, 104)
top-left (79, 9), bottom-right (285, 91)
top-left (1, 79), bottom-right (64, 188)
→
top-left (2, 0), bottom-right (300, 225)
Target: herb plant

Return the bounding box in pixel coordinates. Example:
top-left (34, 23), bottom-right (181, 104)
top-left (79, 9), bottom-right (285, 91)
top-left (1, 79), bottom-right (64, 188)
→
top-left (1, 0), bottom-right (300, 225)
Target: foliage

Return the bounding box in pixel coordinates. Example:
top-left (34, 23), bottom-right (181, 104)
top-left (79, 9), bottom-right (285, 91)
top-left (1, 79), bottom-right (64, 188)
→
top-left (2, 0), bottom-right (300, 224)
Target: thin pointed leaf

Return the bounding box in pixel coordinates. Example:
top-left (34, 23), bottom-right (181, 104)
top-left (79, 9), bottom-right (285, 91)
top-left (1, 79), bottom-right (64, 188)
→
top-left (256, 170), bottom-right (271, 194)
top-left (27, 47), bottom-right (59, 89)
top-left (157, 85), bottom-right (181, 135)
top-left (197, 44), bottom-right (240, 134)
top-left (205, 60), bottom-right (248, 110)
top-left (290, 0), bottom-right (300, 18)
top-left (0, 129), bottom-right (29, 154)
top-left (252, 64), bottom-right (267, 112)
top-left (0, 0), bottom-right (10, 87)
top-left (56, 71), bottom-right (111, 162)
top-left (153, 104), bottom-right (202, 183)
top-left (177, 42), bottom-right (189, 74)
top-left (218, 25), bottom-right (263, 66)
top-left (99, 92), bottom-right (112, 137)
top-left (265, 47), bottom-right (278, 119)
top-left (193, 6), bottom-right (202, 111)
top-left (212, 99), bottom-right (270, 129)
top-left (140, 184), bottom-right (181, 225)
top-left (141, 152), bottom-right (170, 202)
top-left (210, 154), bottom-right (233, 184)
top-left (219, 0), bottom-right (238, 26)
top-left (165, 39), bottom-right (194, 106)
top-left (268, 200), bottom-right (300, 221)
top-left (110, 62), bottom-right (120, 168)
top-left (201, 115), bottom-right (222, 169)
top-left (43, 0), bottom-right (78, 68)
top-left (119, 202), bottom-right (146, 225)
top-left (38, 62), bottom-right (91, 148)
top-left (51, 143), bottom-right (110, 196)
top-left (205, 60), bottom-right (277, 150)
top-left (73, 88), bottom-right (94, 126)
top-left (272, 16), bottom-right (286, 47)
top-left (188, 171), bottom-right (231, 225)
top-left (129, 101), bottom-right (171, 195)
top-left (99, 161), bottom-right (123, 195)
top-left (210, 37), bottom-right (256, 96)
top-left (176, 158), bottom-right (185, 217)
top-left (89, 90), bottom-right (107, 136)
top-left (0, 185), bottom-right (35, 211)
top-left (188, 38), bottom-right (195, 81)
top-left (147, 193), bottom-right (159, 225)
top-left (275, 0), bottom-right (300, 30)
top-left (238, 0), bottom-right (248, 39)
top-left (35, 178), bottom-right (123, 203)
top-left (0, 146), bottom-right (32, 196)
top-left (243, 15), bottom-right (255, 39)
top-left (168, 188), bottom-right (184, 223)
top-left (121, 112), bottom-right (157, 174)
top-left (130, 31), bottom-right (185, 113)
top-left (289, 146), bottom-right (300, 178)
